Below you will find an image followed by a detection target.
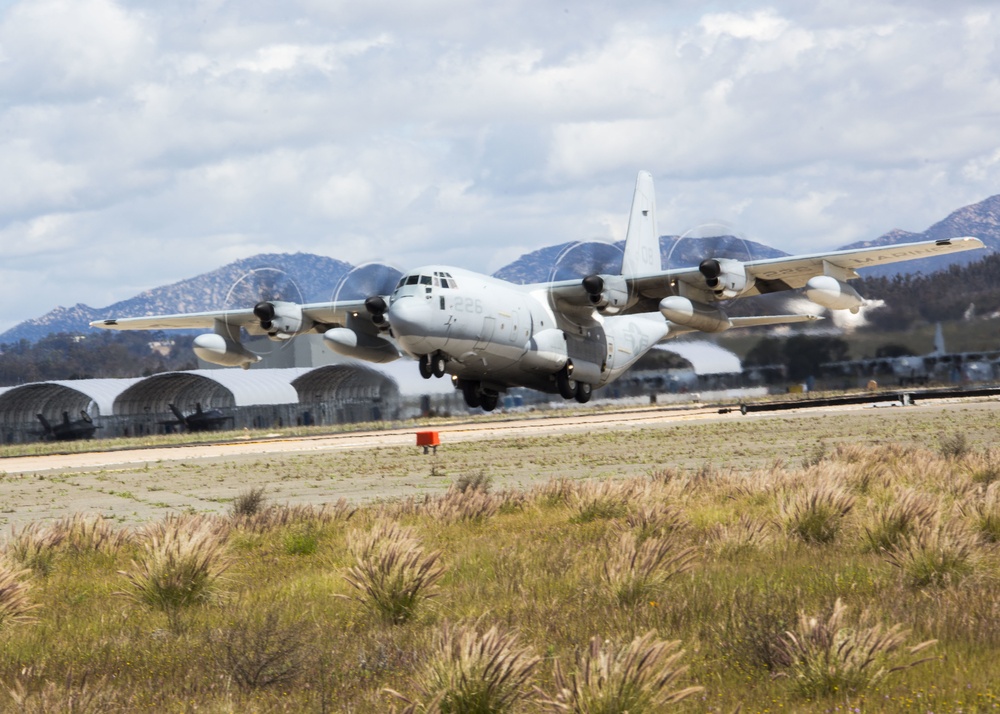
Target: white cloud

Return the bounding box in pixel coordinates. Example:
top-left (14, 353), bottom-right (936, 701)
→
top-left (1, 0), bottom-right (999, 336)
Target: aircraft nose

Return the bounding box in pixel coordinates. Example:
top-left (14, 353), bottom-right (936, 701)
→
top-left (388, 297), bottom-right (438, 353)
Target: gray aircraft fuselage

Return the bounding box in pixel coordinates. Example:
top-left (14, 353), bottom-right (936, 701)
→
top-left (381, 265), bottom-right (668, 396)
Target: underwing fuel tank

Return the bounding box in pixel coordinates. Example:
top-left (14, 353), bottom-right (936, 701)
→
top-left (323, 328), bottom-right (400, 363)
top-left (658, 296), bottom-right (732, 333)
top-left (804, 276), bottom-right (865, 313)
top-left (193, 333), bottom-right (261, 368)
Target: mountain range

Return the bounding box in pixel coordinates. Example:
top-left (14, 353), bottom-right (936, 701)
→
top-left (3, 194), bottom-right (999, 344)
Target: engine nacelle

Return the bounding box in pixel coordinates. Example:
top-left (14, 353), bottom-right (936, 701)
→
top-left (193, 333), bottom-right (261, 369)
top-left (253, 301), bottom-right (309, 340)
top-left (520, 328), bottom-right (569, 373)
top-left (323, 328), bottom-right (400, 364)
top-left (659, 296), bottom-right (732, 333)
top-left (582, 274), bottom-right (629, 315)
top-left (804, 276), bottom-right (865, 313)
top-left (699, 258), bottom-right (750, 299)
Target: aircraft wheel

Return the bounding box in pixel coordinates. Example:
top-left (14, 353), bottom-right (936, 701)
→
top-left (480, 392), bottom-right (499, 412)
top-left (575, 382), bottom-right (593, 404)
top-left (556, 367), bottom-right (577, 400)
top-left (432, 353), bottom-right (447, 378)
top-left (462, 383), bottom-right (482, 408)
top-left (418, 354), bottom-right (433, 379)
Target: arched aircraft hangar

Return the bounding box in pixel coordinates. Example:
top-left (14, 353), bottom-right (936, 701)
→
top-left (0, 366), bottom-right (401, 444)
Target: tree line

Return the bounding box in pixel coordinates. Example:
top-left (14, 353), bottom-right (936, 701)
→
top-left (0, 332), bottom-right (197, 386)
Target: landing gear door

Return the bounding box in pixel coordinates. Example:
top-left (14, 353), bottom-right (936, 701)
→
top-left (474, 316), bottom-right (496, 351)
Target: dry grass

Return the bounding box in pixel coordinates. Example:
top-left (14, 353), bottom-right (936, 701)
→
top-left (776, 598), bottom-right (936, 697)
top-left (117, 516), bottom-right (231, 628)
top-left (601, 531), bottom-right (699, 606)
top-left (779, 479), bottom-right (855, 544)
top-left (342, 521), bottom-right (446, 624)
top-left (388, 622), bottom-right (539, 713)
top-left (0, 563), bottom-right (38, 629)
top-left (536, 631), bottom-right (702, 711)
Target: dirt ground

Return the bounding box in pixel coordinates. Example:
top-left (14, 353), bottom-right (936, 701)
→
top-left (1, 399), bottom-right (997, 528)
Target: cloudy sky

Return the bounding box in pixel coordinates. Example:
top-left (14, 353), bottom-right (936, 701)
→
top-left (1, 0), bottom-right (998, 334)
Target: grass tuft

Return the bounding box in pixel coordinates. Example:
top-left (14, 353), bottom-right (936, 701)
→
top-left (389, 621), bottom-right (539, 713)
top-left (601, 531), bottom-right (698, 606)
top-left (777, 598), bottom-right (936, 697)
top-left (343, 521), bottom-right (446, 624)
top-left (884, 516), bottom-right (979, 587)
top-left (118, 517), bottom-right (230, 628)
top-left (0, 563), bottom-right (38, 629)
top-left (536, 631), bottom-right (702, 711)
top-left (780, 480), bottom-right (855, 544)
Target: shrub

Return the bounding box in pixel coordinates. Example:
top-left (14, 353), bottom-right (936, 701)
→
top-left (776, 598), bottom-right (936, 697)
top-left (388, 622), bottom-right (539, 714)
top-left (118, 518), bottom-right (230, 629)
top-left (938, 431), bottom-right (971, 459)
top-left (537, 631), bottom-right (702, 711)
top-left (209, 606), bottom-right (310, 691)
top-left (712, 586), bottom-right (797, 673)
top-left (230, 486), bottom-right (267, 518)
top-left (601, 532), bottom-right (698, 606)
top-left (342, 522), bottom-right (446, 624)
top-left (454, 472), bottom-right (493, 494)
top-left (780, 481), bottom-right (855, 544)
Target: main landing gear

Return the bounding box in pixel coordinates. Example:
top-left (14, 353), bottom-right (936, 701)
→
top-left (456, 379), bottom-right (500, 412)
top-left (418, 352), bottom-right (448, 379)
top-left (555, 364), bottom-right (593, 404)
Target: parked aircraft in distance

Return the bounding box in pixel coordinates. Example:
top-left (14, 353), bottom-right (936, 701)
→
top-left (91, 172), bottom-right (984, 411)
top-left (36, 411), bottom-right (99, 441)
top-left (164, 403), bottom-right (234, 433)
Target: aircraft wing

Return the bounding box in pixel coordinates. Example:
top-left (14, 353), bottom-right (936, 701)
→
top-left (90, 300), bottom-right (368, 335)
top-left (663, 312), bottom-right (823, 338)
top-left (644, 236), bottom-right (985, 300)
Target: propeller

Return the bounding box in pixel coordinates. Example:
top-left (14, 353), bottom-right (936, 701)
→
top-left (663, 221), bottom-right (798, 316)
top-left (222, 266), bottom-right (307, 359)
top-left (546, 241), bottom-right (628, 330)
top-left (330, 262), bottom-right (404, 329)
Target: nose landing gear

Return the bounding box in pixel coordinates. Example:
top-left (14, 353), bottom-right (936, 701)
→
top-left (419, 352), bottom-right (449, 379)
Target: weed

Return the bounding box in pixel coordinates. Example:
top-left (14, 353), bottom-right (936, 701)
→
top-left (708, 513), bottom-right (772, 558)
top-left (712, 585), bottom-right (797, 673)
top-left (283, 523), bottom-right (319, 555)
top-left (4, 523), bottom-right (64, 576)
top-left (776, 598), bottom-right (936, 697)
top-left (342, 522), bottom-right (446, 624)
top-left (958, 482), bottom-right (1000, 543)
top-left (536, 631), bottom-right (702, 711)
top-left (570, 480), bottom-right (630, 523)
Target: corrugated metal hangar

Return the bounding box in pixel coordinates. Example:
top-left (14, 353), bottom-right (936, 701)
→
top-left (0, 365), bottom-right (400, 444)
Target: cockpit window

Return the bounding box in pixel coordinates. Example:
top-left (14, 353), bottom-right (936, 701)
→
top-left (405, 275), bottom-right (419, 286)
top-left (419, 275), bottom-right (432, 285)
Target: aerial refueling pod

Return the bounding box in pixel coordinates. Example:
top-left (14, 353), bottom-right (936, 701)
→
top-left (582, 274), bottom-right (629, 315)
top-left (253, 301), bottom-right (308, 339)
top-left (804, 276), bottom-right (865, 313)
top-left (323, 328), bottom-right (400, 363)
top-left (193, 333), bottom-right (261, 369)
top-left (659, 296), bottom-right (733, 333)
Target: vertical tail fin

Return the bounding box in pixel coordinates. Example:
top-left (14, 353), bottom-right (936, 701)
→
top-left (621, 170), bottom-right (661, 277)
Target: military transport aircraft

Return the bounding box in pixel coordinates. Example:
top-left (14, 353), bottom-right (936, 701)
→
top-left (90, 172), bottom-right (984, 412)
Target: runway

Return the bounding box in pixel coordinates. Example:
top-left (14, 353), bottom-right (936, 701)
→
top-left (1, 398), bottom-right (997, 528)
